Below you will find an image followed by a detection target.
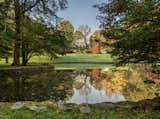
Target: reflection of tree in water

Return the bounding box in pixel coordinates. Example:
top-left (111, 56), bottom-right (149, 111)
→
top-left (72, 71), bottom-right (92, 103)
top-left (73, 73), bottom-right (91, 95)
top-left (0, 71), bottom-right (73, 102)
top-left (1, 69), bottom-right (158, 103)
top-left (123, 78), bottom-right (160, 102)
top-left (93, 71), bottom-right (127, 97)
top-left (121, 68), bottom-right (160, 101)
top-left (92, 68), bottom-right (160, 102)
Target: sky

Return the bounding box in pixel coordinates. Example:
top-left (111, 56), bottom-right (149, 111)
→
top-left (57, 0), bottom-right (107, 33)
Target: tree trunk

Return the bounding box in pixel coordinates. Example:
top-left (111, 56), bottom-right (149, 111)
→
top-left (22, 41), bottom-right (26, 65)
top-left (5, 57), bottom-right (9, 64)
top-left (13, 0), bottom-right (21, 66)
top-left (22, 41), bottom-right (28, 66)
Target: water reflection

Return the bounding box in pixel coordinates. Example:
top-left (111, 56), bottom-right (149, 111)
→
top-left (0, 69), bottom-right (159, 103)
top-left (0, 71), bottom-right (72, 102)
top-left (67, 72), bottom-right (125, 104)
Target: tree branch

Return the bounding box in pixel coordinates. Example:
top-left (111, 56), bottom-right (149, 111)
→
top-left (23, 0), bottom-right (41, 12)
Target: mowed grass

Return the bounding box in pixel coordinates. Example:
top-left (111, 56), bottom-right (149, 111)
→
top-left (0, 56), bottom-right (51, 65)
top-left (54, 53), bottom-right (114, 70)
top-left (54, 53), bottom-right (114, 63)
top-left (0, 103), bottom-right (159, 119)
top-left (0, 54), bottom-right (113, 64)
top-left (0, 54), bottom-right (114, 70)
top-left (0, 56), bottom-right (52, 70)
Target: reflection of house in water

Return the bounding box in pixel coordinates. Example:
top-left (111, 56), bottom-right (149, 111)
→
top-left (67, 72), bottom-right (125, 104)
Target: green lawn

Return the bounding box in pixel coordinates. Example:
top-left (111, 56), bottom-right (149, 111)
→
top-left (0, 54), bottom-right (114, 70)
top-left (0, 56), bottom-right (51, 65)
top-left (54, 53), bottom-right (114, 63)
top-left (54, 53), bottom-right (114, 70)
top-left (0, 56), bottom-right (52, 70)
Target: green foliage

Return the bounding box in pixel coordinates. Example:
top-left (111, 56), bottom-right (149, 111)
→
top-left (57, 20), bottom-right (74, 42)
top-left (96, 0), bottom-right (160, 65)
top-left (56, 20), bottom-right (74, 54)
top-left (0, 0), bottom-right (69, 65)
top-left (0, 1), bottom-right (13, 59)
top-left (21, 18), bottom-right (69, 63)
top-left (90, 30), bottom-right (114, 53)
top-left (45, 29), bottom-right (69, 57)
top-left (73, 30), bottom-right (83, 41)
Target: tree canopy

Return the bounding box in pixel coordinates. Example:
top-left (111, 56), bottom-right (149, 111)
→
top-left (0, 0), bottom-right (68, 65)
top-left (96, 0), bottom-right (160, 65)
top-left (57, 20), bottom-right (74, 42)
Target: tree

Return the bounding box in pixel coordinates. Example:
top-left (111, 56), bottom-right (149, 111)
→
top-left (0, 27), bottom-right (12, 63)
top-left (20, 18), bottom-right (68, 65)
top-left (90, 30), bottom-right (113, 53)
top-left (57, 20), bottom-right (74, 54)
top-left (57, 20), bottom-right (74, 40)
top-left (20, 18), bottom-right (48, 65)
top-left (90, 30), bottom-right (107, 44)
top-left (0, 0), bottom-right (13, 63)
top-left (1, 0), bottom-right (68, 66)
top-left (46, 30), bottom-right (68, 57)
top-left (73, 30), bottom-right (83, 40)
top-left (73, 30), bottom-right (84, 50)
top-left (78, 24), bottom-right (91, 46)
top-left (96, 0), bottom-right (160, 65)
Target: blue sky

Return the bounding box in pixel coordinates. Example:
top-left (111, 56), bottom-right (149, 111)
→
top-left (57, 0), bottom-right (106, 33)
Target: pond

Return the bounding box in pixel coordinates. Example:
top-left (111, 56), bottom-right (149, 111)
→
top-left (0, 68), bottom-right (159, 104)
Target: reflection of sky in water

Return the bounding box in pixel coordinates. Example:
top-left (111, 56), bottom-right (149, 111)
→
top-left (67, 74), bottom-right (125, 104)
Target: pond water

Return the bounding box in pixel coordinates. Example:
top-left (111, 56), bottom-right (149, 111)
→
top-left (0, 69), bottom-right (159, 104)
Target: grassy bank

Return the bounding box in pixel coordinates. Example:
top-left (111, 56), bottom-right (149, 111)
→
top-left (0, 107), bottom-right (157, 119)
top-left (55, 63), bottom-right (114, 70)
top-left (0, 97), bottom-right (159, 119)
top-left (54, 53), bottom-right (113, 63)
